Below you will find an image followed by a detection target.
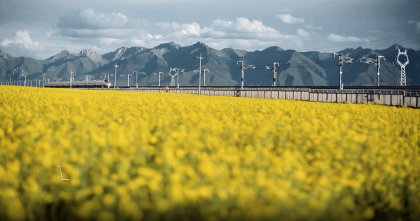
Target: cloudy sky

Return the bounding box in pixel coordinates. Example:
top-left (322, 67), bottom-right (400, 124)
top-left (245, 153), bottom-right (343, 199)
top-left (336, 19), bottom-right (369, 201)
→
top-left (0, 0), bottom-right (419, 59)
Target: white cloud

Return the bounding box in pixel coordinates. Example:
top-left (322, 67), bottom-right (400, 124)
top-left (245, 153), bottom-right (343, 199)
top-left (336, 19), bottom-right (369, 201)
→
top-left (60, 35), bottom-right (165, 50)
top-left (327, 34), bottom-right (374, 43)
top-left (207, 18), bottom-right (282, 40)
top-left (146, 34), bottom-right (163, 40)
top-left (0, 30), bottom-right (43, 50)
top-left (58, 28), bottom-right (148, 39)
top-left (56, 8), bottom-right (150, 40)
top-left (52, 9), bottom-right (173, 54)
top-left (205, 38), bottom-right (293, 51)
top-left (54, 8), bottom-right (159, 52)
top-left (150, 17), bottom-right (305, 51)
top-left (177, 22), bottom-right (206, 36)
top-left (275, 14), bottom-right (305, 24)
top-left (154, 18), bottom-right (296, 42)
top-left (408, 20), bottom-right (420, 32)
top-left (156, 22), bottom-right (213, 38)
top-left (304, 24), bottom-right (323, 30)
top-left (297, 29), bottom-right (309, 37)
top-left (57, 8), bottom-right (129, 30)
top-left (48, 9), bottom-right (308, 57)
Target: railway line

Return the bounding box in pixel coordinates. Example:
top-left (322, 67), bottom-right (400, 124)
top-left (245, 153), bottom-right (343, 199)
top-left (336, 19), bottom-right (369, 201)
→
top-left (33, 83), bottom-right (420, 107)
top-left (60, 84), bottom-right (420, 91)
top-left (117, 85), bottom-right (420, 91)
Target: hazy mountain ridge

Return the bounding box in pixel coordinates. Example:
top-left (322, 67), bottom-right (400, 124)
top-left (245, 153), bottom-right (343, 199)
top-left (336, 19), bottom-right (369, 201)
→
top-left (0, 42), bottom-right (419, 86)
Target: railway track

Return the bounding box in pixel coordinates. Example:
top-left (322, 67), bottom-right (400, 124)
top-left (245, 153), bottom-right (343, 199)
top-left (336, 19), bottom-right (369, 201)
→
top-left (115, 85), bottom-right (420, 91)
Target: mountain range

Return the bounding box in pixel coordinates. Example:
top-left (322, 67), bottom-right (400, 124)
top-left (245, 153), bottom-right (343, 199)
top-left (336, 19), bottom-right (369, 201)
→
top-left (1, 42), bottom-right (419, 86)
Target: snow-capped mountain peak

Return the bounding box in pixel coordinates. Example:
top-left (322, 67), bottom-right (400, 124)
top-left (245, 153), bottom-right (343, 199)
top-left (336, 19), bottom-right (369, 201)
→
top-left (112, 47), bottom-right (127, 60)
top-left (79, 48), bottom-right (101, 59)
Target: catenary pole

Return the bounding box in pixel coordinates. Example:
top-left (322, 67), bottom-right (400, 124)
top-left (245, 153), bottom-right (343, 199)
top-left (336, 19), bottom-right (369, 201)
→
top-left (237, 61), bottom-right (255, 89)
top-left (113, 63), bottom-right (119, 89)
top-left (197, 54), bottom-right (204, 96)
top-left (266, 62), bottom-right (279, 86)
top-left (334, 53), bottom-right (353, 89)
top-left (42, 73), bottom-right (46, 88)
top-left (202, 69), bottom-right (209, 87)
top-left (153, 72), bottom-right (164, 87)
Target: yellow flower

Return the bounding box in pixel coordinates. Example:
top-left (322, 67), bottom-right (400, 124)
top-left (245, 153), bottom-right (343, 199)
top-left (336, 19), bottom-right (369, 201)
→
top-left (363, 207), bottom-right (375, 219)
top-left (0, 165), bottom-right (5, 182)
top-left (293, 170), bottom-right (306, 181)
top-left (6, 198), bottom-right (26, 221)
top-left (1, 85), bottom-right (419, 221)
top-left (102, 194), bottom-right (116, 207)
top-left (92, 185), bottom-right (104, 195)
top-left (97, 211), bottom-right (115, 221)
top-left (77, 200), bottom-right (97, 220)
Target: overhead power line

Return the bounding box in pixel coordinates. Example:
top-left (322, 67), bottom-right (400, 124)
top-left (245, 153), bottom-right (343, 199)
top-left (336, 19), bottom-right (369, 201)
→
top-left (302, 33), bottom-right (420, 53)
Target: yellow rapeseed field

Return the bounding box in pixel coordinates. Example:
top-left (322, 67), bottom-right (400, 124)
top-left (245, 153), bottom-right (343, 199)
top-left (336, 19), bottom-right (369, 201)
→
top-left (0, 86), bottom-right (419, 221)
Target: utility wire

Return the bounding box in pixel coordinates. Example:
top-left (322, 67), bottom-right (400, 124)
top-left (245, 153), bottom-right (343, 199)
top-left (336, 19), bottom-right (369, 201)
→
top-left (302, 33), bottom-right (420, 52)
top-left (238, 38), bottom-right (420, 66)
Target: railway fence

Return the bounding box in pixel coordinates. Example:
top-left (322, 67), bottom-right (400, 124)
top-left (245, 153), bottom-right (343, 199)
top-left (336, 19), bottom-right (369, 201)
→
top-left (82, 86), bottom-right (420, 108)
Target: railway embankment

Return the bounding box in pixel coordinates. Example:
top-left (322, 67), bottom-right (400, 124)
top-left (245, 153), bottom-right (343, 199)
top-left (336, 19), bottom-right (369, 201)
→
top-left (88, 86), bottom-right (420, 108)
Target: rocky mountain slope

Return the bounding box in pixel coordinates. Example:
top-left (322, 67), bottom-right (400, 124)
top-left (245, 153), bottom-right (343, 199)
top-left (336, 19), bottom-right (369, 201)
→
top-left (0, 42), bottom-right (419, 86)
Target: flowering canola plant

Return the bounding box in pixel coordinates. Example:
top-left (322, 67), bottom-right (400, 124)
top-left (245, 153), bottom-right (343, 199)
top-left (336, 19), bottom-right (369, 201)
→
top-left (0, 86), bottom-right (419, 221)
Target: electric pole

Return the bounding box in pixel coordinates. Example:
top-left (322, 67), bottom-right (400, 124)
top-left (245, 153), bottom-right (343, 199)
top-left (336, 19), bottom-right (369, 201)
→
top-left (113, 63), bottom-right (119, 88)
top-left (334, 53), bottom-right (353, 90)
top-left (42, 73), bottom-right (46, 88)
top-left (19, 71), bottom-right (28, 87)
top-left (168, 72), bottom-right (176, 86)
top-left (237, 61), bottom-right (255, 89)
top-left (178, 69), bottom-right (184, 88)
top-left (266, 62), bottom-right (280, 86)
top-left (396, 48), bottom-right (409, 86)
top-left (133, 71), bottom-right (146, 89)
top-left (82, 75), bottom-right (94, 87)
top-left (170, 67), bottom-right (185, 89)
top-left (202, 69), bottom-right (209, 87)
top-left (360, 55), bottom-right (385, 86)
top-left (120, 73), bottom-right (132, 87)
top-left (195, 69), bottom-right (209, 87)
top-left (197, 54), bottom-right (204, 96)
top-left (153, 72), bottom-right (164, 87)
top-left (101, 73), bottom-right (114, 88)
top-left (68, 71), bottom-right (74, 89)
